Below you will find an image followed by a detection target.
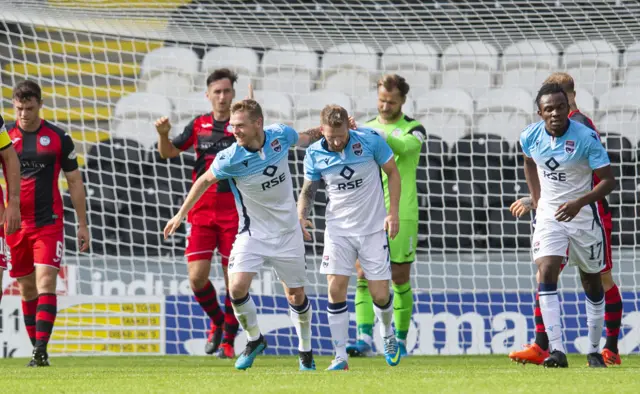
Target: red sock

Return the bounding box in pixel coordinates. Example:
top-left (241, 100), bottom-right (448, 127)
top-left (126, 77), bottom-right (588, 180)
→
top-left (35, 293), bottom-right (57, 351)
top-left (604, 284), bottom-right (623, 353)
top-left (533, 292), bottom-right (549, 350)
top-left (193, 281), bottom-right (224, 326)
top-left (22, 298), bottom-right (38, 347)
top-left (223, 290), bottom-right (239, 345)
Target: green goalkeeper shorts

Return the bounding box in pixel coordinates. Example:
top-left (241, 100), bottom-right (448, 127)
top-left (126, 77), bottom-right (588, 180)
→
top-left (389, 220), bottom-right (418, 264)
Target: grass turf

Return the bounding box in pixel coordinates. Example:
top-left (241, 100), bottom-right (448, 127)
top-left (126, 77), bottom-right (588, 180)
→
top-left (1, 355), bottom-right (638, 393)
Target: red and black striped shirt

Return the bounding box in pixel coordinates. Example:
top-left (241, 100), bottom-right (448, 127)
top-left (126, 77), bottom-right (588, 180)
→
top-left (4, 119), bottom-right (78, 229)
top-left (172, 113), bottom-right (237, 226)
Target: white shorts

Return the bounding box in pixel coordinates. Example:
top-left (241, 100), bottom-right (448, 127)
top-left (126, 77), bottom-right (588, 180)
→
top-left (228, 228), bottom-right (308, 288)
top-left (532, 218), bottom-right (606, 274)
top-left (320, 229), bottom-right (391, 280)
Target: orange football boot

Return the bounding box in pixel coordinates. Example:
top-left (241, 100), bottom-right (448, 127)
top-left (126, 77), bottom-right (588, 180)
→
top-left (217, 342), bottom-right (235, 359)
top-left (601, 348), bottom-right (621, 365)
top-left (509, 343), bottom-right (549, 365)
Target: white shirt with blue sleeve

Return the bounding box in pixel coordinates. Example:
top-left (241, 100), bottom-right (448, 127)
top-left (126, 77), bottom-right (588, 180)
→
top-left (519, 119), bottom-right (611, 229)
top-left (304, 127), bottom-right (394, 237)
top-left (211, 123), bottom-right (299, 239)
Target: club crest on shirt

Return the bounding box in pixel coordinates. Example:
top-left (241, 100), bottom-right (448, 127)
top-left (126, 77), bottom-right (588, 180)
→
top-left (352, 142), bottom-right (363, 156)
top-left (533, 241), bottom-right (540, 254)
top-left (39, 136), bottom-right (50, 146)
top-left (391, 128), bottom-right (402, 137)
top-left (270, 138), bottom-right (282, 153)
top-left (565, 140), bottom-right (575, 154)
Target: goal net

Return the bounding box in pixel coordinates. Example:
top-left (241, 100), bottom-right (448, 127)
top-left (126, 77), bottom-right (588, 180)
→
top-left (1, 0), bottom-right (639, 357)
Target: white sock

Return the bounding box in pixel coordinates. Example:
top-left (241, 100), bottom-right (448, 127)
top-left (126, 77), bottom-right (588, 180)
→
top-left (231, 294), bottom-right (261, 341)
top-left (539, 287), bottom-right (565, 354)
top-left (586, 292), bottom-right (605, 354)
top-left (327, 301), bottom-right (349, 360)
top-left (289, 296), bottom-right (312, 352)
top-left (374, 296), bottom-right (394, 338)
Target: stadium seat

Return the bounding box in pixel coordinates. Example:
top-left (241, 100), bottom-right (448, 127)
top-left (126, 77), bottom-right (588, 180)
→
top-left (140, 46), bottom-right (200, 81)
top-left (321, 43), bottom-right (378, 96)
top-left (621, 41), bottom-right (640, 87)
top-left (414, 88), bottom-right (474, 148)
top-left (294, 90), bottom-right (352, 131)
top-left (201, 46), bottom-right (259, 91)
top-left (113, 118), bottom-right (160, 149)
top-left (381, 41), bottom-right (439, 93)
top-left (597, 87), bottom-right (640, 144)
top-left (85, 137), bottom-right (146, 175)
top-left (575, 88), bottom-right (596, 118)
top-left (353, 90), bottom-right (416, 121)
top-left (474, 88), bottom-right (534, 144)
top-left (563, 40), bottom-right (619, 97)
top-left (501, 40), bottom-right (560, 94)
top-left (144, 73), bottom-right (194, 97)
top-left (172, 92), bottom-right (211, 121)
top-left (252, 90), bottom-right (293, 125)
top-left (113, 92), bottom-right (173, 122)
top-left (261, 44), bottom-right (319, 96)
top-left (441, 41), bottom-right (499, 99)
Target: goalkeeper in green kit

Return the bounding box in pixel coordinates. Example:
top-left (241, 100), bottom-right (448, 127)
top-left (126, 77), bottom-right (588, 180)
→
top-left (347, 74), bottom-right (425, 357)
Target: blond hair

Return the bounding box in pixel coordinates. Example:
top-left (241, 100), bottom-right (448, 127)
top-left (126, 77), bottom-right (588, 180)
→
top-left (543, 72), bottom-right (575, 94)
top-left (230, 99), bottom-right (263, 121)
top-left (320, 105), bottom-right (349, 128)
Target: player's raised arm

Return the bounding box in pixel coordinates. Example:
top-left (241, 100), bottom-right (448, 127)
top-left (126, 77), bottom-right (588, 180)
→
top-left (381, 157), bottom-right (401, 239)
top-left (296, 125), bottom-right (323, 148)
top-left (155, 116), bottom-right (182, 159)
top-left (165, 169), bottom-right (220, 239)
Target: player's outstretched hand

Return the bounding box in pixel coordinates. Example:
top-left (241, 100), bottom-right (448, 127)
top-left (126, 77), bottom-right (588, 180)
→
top-left (510, 197), bottom-right (534, 218)
top-left (155, 116), bottom-right (171, 135)
top-left (300, 218), bottom-right (314, 241)
top-left (164, 214), bottom-right (185, 240)
top-left (2, 200), bottom-right (20, 235)
top-left (77, 224), bottom-right (90, 253)
top-left (555, 200), bottom-right (581, 222)
top-left (385, 214), bottom-right (399, 240)
top-left (245, 83), bottom-right (254, 100)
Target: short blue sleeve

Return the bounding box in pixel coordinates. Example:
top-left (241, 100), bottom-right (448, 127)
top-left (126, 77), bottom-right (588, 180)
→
top-left (371, 134), bottom-right (394, 166)
top-left (210, 151), bottom-right (233, 180)
top-left (588, 137), bottom-right (610, 170)
top-left (519, 129), bottom-right (532, 157)
top-left (274, 123), bottom-right (299, 146)
top-left (303, 150), bottom-right (321, 181)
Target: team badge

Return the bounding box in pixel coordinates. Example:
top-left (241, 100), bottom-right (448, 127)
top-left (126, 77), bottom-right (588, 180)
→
top-left (322, 255), bottom-right (330, 268)
top-left (352, 142), bottom-right (363, 156)
top-left (271, 138), bottom-right (282, 152)
top-left (39, 136), bottom-right (50, 146)
top-left (565, 140), bottom-right (575, 154)
top-left (533, 241), bottom-right (540, 255)
top-left (391, 128), bottom-right (402, 137)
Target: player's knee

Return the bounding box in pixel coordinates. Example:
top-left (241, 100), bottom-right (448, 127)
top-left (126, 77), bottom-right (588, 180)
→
top-left (391, 265), bottom-right (410, 285)
top-left (285, 287), bottom-right (305, 306)
top-left (35, 272), bottom-right (56, 294)
top-left (369, 285), bottom-right (390, 306)
top-left (536, 260), bottom-right (560, 284)
top-left (228, 274), bottom-right (252, 300)
top-left (188, 275), bottom-right (208, 291)
top-left (600, 271), bottom-right (615, 292)
top-left (580, 271), bottom-right (603, 299)
top-left (17, 276), bottom-right (38, 300)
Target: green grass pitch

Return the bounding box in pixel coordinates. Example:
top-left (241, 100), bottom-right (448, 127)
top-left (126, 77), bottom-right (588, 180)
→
top-left (1, 355), bottom-right (639, 393)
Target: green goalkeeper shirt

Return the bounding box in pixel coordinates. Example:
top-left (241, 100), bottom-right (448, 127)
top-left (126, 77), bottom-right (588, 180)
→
top-left (365, 115), bottom-right (426, 221)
